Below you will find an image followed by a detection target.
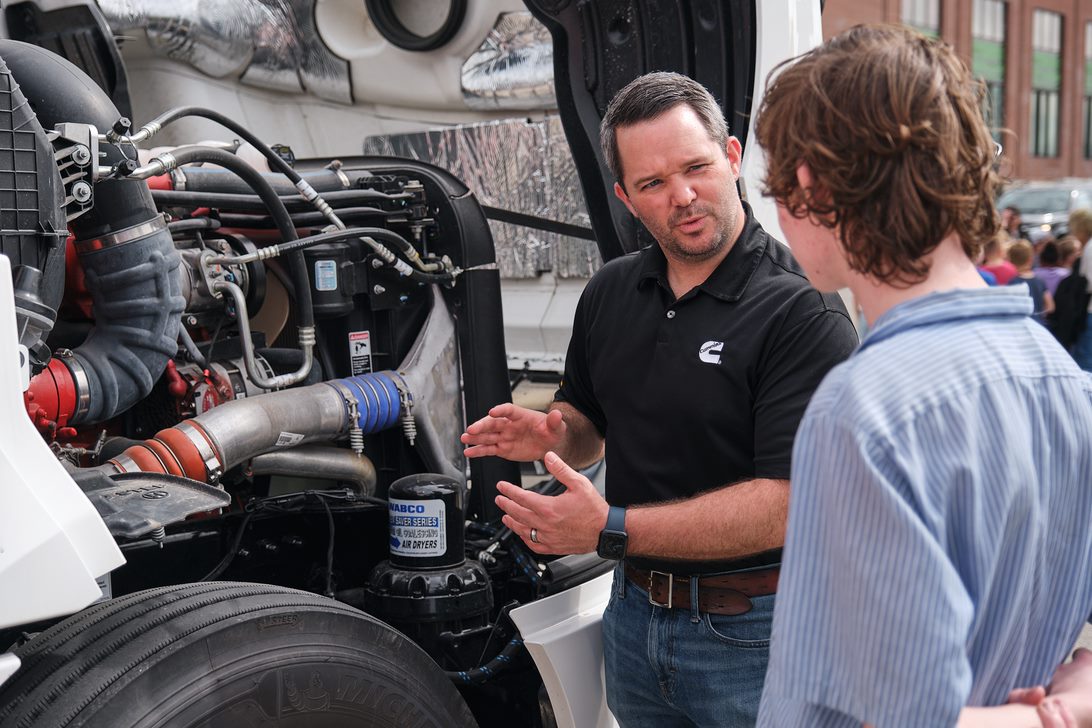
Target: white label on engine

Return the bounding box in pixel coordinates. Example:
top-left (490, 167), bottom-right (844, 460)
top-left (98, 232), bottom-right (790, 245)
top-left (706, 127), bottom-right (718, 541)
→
top-left (314, 260), bottom-right (338, 291)
top-left (388, 498), bottom-right (446, 557)
top-left (348, 330), bottom-right (372, 375)
top-left (275, 431), bottom-right (305, 447)
top-left (94, 573), bottom-right (112, 603)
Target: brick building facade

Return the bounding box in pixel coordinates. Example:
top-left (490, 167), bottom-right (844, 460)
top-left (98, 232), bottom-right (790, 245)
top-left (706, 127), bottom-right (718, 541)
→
top-left (823, 0), bottom-right (1092, 180)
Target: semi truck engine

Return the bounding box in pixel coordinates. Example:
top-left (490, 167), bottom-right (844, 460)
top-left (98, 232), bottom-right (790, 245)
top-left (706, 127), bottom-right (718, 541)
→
top-left (0, 37), bottom-right (606, 728)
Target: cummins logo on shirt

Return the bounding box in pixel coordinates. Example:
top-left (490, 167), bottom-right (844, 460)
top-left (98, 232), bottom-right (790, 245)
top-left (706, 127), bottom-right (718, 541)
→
top-left (699, 340), bottom-right (723, 364)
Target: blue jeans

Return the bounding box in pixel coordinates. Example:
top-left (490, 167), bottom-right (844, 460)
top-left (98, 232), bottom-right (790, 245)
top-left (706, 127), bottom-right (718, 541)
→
top-left (603, 567), bottom-right (774, 728)
top-left (1074, 313), bottom-right (1092, 372)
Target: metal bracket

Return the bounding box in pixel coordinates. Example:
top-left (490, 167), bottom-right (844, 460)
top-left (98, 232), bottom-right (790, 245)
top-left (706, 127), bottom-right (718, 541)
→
top-left (48, 122), bottom-right (100, 222)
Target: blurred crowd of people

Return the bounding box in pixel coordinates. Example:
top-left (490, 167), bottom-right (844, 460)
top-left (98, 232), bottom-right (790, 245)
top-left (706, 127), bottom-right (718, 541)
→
top-left (977, 205), bottom-right (1092, 370)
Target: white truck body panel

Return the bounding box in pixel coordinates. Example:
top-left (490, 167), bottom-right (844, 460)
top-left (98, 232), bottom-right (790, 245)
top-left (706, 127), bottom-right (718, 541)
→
top-left (510, 572), bottom-right (617, 728)
top-left (0, 254), bottom-right (123, 635)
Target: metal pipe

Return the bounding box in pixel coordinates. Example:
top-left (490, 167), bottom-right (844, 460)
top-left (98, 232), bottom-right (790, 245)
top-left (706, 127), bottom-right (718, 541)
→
top-left (104, 105), bottom-right (351, 230)
top-left (103, 369), bottom-right (405, 482)
top-left (98, 289), bottom-right (461, 485)
top-left (213, 278), bottom-right (314, 389)
top-left (248, 445), bottom-right (377, 495)
top-left (209, 228), bottom-right (455, 282)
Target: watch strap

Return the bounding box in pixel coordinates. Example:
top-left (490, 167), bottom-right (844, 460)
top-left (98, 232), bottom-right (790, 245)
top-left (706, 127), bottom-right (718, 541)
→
top-left (605, 505), bottom-right (626, 533)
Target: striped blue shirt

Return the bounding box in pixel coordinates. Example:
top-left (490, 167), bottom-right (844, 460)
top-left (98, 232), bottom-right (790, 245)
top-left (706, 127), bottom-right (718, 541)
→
top-left (758, 287), bottom-right (1092, 728)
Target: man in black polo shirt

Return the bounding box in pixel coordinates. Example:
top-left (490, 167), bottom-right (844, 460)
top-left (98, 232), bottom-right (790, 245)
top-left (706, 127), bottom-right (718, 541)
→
top-left (461, 72), bottom-right (857, 727)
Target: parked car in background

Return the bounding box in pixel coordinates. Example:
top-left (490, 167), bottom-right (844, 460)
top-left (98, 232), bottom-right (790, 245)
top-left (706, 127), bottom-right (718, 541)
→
top-left (998, 180), bottom-right (1092, 239)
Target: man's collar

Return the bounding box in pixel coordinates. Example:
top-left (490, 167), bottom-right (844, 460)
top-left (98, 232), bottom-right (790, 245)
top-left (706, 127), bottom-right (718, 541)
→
top-left (637, 200), bottom-right (767, 301)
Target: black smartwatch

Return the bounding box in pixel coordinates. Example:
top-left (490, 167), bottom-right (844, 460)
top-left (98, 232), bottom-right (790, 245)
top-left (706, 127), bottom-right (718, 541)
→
top-left (596, 506), bottom-right (628, 560)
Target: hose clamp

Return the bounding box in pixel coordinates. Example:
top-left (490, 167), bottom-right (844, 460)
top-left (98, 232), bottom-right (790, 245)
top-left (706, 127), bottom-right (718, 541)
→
top-left (391, 372), bottom-right (417, 446)
top-left (177, 421), bottom-right (223, 483)
top-left (325, 380), bottom-right (357, 430)
top-left (75, 216), bottom-right (168, 254)
top-left (109, 453), bottom-right (139, 474)
top-left (54, 348), bottom-right (91, 421)
top-left (171, 166), bottom-right (188, 191)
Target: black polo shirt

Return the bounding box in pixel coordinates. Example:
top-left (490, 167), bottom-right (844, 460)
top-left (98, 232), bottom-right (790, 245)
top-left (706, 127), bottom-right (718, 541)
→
top-left (555, 204), bottom-right (859, 573)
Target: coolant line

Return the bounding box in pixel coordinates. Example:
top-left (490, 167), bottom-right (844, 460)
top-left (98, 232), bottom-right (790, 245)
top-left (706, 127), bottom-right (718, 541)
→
top-left (209, 227), bottom-right (458, 283)
top-left (213, 279), bottom-right (314, 389)
top-left (106, 105), bottom-right (352, 231)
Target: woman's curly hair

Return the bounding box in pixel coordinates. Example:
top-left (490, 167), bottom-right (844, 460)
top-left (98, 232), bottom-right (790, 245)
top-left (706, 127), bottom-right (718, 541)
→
top-left (755, 24), bottom-right (1000, 286)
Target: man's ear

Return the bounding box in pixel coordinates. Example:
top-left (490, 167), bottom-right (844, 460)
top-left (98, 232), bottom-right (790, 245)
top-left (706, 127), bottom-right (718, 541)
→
top-left (725, 137), bottom-right (743, 177)
top-left (795, 163), bottom-right (815, 198)
top-left (613, 181), bottom-right (637, 217)
top-left (795, 163), bottom-right (832, 212)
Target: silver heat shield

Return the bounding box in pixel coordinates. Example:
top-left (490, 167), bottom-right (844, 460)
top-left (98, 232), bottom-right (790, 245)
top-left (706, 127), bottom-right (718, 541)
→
top-left (363, 116), bottom-right (600, 280)
top-left (461, 12), bottom-right (556, 111)
top-left (397, 287), bottom-right (465, 483)
top-left (99, 0), bottom-right (352, 103)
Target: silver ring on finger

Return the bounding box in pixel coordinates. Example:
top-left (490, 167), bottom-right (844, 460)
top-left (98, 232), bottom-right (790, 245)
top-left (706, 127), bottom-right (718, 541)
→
top-left (530, 528), bottom-right (540, 544)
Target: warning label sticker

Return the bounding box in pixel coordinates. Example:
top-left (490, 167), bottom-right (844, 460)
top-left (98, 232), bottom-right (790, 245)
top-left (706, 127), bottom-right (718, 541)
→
top-left (314, 259), bottom-right (338, 291)
top-left (275, 431), bottom-right (305, 447)
top-left (348, 330), bottom-right (372, 375)
top-left (388, 498), bottom-right (445, 557)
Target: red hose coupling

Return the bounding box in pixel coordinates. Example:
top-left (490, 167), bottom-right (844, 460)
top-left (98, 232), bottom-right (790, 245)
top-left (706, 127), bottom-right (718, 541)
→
top-left (25, 357), bottom-right (79, 434)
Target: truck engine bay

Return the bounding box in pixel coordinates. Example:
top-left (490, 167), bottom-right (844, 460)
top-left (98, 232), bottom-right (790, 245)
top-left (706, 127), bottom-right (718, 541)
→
top-left (0, 35), bottom-right (610, 727)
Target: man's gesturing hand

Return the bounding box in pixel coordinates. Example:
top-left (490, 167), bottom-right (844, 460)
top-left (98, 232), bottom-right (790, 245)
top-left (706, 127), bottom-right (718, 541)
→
top-left (461, 404), bottom-right (566, 462)
top-left (494, 451), bottom-right (610, 554)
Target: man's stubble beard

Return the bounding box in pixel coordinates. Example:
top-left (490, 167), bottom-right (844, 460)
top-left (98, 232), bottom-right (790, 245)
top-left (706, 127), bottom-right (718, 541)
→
top-left (647, 191), bottom-right (740, 264)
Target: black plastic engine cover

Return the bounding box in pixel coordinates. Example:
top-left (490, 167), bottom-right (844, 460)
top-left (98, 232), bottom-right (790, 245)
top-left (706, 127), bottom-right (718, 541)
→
top-left (77, 470), bottom-right (232, 540)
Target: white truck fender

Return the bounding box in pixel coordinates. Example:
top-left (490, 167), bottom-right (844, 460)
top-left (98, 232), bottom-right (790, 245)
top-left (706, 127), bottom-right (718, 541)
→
top-left (510, 571), bottom-right (619, 728)
top-left (0, 253), bottom-right (124, 638)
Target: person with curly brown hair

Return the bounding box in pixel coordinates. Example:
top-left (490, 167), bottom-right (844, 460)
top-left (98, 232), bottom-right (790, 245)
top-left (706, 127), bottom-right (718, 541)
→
top-left (752, 23), bottom-right (1092, 728)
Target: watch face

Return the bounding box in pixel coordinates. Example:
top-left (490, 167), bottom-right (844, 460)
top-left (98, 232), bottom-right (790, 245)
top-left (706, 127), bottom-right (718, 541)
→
top-left (597, 531), bottom-right (627, 560)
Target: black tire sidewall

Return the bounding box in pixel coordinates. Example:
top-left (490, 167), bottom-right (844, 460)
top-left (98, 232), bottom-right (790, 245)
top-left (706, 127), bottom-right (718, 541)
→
top-left (0, 584), bottom-right (477, 728)
top-left (112, 609), bottom-right (471, 728)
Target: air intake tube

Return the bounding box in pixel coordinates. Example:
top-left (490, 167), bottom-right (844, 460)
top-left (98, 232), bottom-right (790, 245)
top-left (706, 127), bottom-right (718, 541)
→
top-left (103, 371), bottom-right (408, 483)
top-left (98, 285), bottom-right (465, 485)
top-left (6, 40), bottom-right (187, 425)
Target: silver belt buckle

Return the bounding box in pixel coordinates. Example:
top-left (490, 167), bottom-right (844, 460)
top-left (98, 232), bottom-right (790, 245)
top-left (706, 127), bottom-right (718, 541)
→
top-left (648, 570), bottom-right (673, 608)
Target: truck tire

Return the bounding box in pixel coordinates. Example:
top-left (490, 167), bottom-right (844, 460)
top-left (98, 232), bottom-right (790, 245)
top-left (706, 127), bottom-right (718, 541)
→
top-left (0, 581), bottom-right (478, 728)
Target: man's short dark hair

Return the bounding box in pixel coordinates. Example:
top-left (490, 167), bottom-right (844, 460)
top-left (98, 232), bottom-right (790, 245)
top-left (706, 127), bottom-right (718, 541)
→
top-left (755, 24), bottom-right (1000, 286)
top-left (600, 71), bottom-right (729, 186)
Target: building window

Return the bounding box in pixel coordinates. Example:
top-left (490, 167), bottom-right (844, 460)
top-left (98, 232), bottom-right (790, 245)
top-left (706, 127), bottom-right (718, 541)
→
top-left (1030, 9), bottom-right (1062, 158)
top-left (1084, 22), bottom-right (1092, 159)
top-left (973, 0), bottom-right (1006, 142)
top-left (902, 0), bottom-right (941, 36)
